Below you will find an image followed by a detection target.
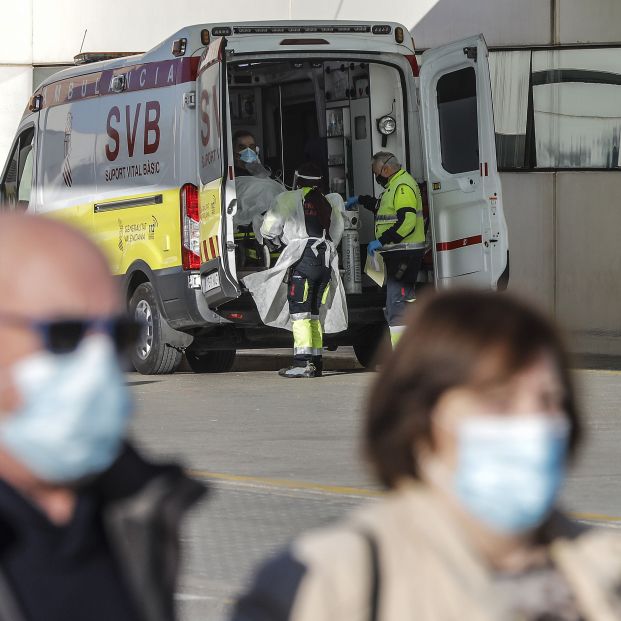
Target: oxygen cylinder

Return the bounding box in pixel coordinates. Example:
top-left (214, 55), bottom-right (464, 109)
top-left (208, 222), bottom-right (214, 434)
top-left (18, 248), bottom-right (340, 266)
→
top-left (341, 207), bottom-right (362, 294)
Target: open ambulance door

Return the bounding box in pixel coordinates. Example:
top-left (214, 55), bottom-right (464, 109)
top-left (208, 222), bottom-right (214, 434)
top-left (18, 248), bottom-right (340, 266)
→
top-left (419, 34), bottom-right (508, 289)
top-left (196, 37), bottom-right (241, 307)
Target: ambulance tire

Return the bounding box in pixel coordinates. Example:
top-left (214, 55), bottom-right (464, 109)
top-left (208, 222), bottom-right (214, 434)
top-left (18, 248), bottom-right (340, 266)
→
top-left (353, 323), bottom-right (389, 370)
top-left (185, 349), bottom-right (237, 373)
top-left (129, 283), bottom-right (183, 375)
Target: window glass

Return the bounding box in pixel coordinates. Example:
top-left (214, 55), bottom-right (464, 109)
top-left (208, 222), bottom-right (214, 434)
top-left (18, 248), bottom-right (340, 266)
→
top-left (33, 65), bottom-right (71, 90)
top-left (437, 67), bottom-right (479, 174)
top-left (1, 127), bottom-right (34, 207)
top-left (532, 49), bottom-right (621, 169)
top-left (18, 148), bottom-right (33, 203)
top-left (489, 51), bottom-right (531, 169)
top-left (354, 115), bottom-right (367, 140)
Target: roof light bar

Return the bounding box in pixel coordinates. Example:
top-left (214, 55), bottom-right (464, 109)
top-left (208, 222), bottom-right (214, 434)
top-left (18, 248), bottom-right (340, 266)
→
top-left (233, 25), bottom-right (371, 35)
top-left (73, 51), bottom-right (141, 65)
top-left (372, 25), bottom-right (392, 35)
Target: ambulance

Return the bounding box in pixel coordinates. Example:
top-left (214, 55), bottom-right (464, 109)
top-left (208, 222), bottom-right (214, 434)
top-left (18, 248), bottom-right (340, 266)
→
top-left (0, 21), bottom-right (508, 374)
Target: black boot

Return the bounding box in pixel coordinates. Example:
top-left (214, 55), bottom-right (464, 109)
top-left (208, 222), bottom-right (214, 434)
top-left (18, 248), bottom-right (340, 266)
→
top-left (311, 356), bottom-right (323, 377)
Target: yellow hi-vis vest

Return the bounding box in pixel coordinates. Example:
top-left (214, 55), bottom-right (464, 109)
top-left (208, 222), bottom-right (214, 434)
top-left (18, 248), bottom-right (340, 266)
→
top-left (375, 169), bottom-right (425, 247)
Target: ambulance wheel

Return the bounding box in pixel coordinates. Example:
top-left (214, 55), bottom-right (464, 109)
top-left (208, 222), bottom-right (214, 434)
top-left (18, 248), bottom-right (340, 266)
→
top-left (129, 283), bottom-right (183, 375)
top-left (185, 349), bottom-right (237, 373)
top-left (353, 324), bottom-right (389, 370)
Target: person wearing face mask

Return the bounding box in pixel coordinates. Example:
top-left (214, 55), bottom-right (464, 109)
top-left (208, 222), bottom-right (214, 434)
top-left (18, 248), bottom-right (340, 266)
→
top-left (232, 129), bottom-right (285, 260)
top-left (233, 129), bottom-right (268, 178)
top-left (0, 214), bottom-right (205, 621)
top-left (346, 152), bottom-right (425, 347)
top-left (243, 162), bottom-right (347, 378)
top-left (232, 290), bottom-right (621, 621)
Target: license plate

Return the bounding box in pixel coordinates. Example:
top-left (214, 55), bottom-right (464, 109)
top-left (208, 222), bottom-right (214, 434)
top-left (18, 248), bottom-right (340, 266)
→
top-left (202, 270), bottom-right (220, 292)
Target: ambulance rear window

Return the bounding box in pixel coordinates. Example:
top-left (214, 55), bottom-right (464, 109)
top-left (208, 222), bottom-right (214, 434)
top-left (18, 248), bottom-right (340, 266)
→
top-left (436, 67), bottom-right (479, 174)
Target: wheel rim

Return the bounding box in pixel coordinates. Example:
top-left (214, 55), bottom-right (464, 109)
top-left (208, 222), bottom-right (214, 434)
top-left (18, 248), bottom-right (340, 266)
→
top-left (135, 299), bottom-right (154, 360)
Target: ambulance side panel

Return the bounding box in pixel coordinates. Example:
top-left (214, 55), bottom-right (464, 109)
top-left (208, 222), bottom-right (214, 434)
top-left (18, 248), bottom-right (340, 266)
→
top-left (36, 98), bottom-right (97, 235)
top-left (29, 60), bottom-right (220, 330)
top-left (93, 80), bottom-right (180, 277)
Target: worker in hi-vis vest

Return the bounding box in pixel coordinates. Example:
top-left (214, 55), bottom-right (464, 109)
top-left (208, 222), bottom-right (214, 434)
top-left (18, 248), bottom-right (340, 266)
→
top-left (244, 162), bottom-right (347, 378)
top-left (347, 152), bottom-right (426, 347)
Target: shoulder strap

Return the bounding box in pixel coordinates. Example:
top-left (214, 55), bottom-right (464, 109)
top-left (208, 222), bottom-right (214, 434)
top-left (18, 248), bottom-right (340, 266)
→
top-left (360, 530), bottom-right (381, 621)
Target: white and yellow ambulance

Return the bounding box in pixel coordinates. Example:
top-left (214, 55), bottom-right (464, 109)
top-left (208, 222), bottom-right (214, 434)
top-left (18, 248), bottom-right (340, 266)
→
top-left (1, 21), bottom-right (508, 374)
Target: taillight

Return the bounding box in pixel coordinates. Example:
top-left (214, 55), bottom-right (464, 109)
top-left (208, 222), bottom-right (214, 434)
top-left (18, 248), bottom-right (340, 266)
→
top-left (405, 54), bottom-right (419, 77)
top-left (180, 183), bottom-right (200, 270)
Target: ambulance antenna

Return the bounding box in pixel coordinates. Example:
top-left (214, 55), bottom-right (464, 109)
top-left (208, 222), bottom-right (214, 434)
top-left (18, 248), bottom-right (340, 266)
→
top-left (79, 29), bottom-right (88, 54)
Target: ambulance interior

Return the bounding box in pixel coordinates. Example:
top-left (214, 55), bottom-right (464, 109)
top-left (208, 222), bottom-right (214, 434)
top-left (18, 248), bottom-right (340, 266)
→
top-left (227, 59), bottom-right (431, 291)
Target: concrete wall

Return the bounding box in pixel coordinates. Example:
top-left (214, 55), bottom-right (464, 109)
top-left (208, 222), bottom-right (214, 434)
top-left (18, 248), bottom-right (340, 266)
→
top-left (503, 172), bottom-right (621, 355)
top-left (501, 173), bottom-right (555, 314)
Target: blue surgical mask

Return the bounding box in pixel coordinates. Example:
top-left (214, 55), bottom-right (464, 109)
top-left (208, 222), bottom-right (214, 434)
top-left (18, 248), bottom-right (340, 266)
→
top-left (239, 147), bottom-right (259, 164)
top-left (453, 415), bottom-right (569, 534)
top-left (1, 334), bottom-right (131, 483)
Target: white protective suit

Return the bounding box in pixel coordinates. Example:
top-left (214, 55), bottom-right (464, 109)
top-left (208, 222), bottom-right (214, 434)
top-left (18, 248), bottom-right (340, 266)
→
top-left (234, 174), bottom-right (286, 238)
top-left (242, 189), bottom-right (348, 334)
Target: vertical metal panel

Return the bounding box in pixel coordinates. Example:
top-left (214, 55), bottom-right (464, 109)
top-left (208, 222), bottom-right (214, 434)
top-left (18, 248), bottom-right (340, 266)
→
top-left (411, 0), bottom-right (552, 48)
top-left (558, 0), bottom-right (621, 45)
top-left (556, 172), bottom-right (621, 355)
top-left (0, 66), bottom-right (33, 164)
top-left (501, 172), bottom-right (555, 312)
top-left (0, 0), bottom-right (33, 64)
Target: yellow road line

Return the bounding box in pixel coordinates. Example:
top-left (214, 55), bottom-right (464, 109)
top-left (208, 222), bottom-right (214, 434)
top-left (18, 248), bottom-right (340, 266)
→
top-left (189, 470), bottom-right (381, 497)
top-left (190, 470), bottom-right (621, 523)
top-left (571, 512), bottom-right (621, 522)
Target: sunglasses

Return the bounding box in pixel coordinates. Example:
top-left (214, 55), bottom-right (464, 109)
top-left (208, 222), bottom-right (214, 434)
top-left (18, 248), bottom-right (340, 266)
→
top-left (0, 313), bottom-right (142, 355)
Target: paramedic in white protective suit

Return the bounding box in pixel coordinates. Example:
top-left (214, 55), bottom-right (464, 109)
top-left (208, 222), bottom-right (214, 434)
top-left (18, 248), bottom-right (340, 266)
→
top-left (243, 162), bottom-right (347, 378)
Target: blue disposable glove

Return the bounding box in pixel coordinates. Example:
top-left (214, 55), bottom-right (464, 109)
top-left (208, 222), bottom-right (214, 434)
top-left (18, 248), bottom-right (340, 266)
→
top-left (367, 239), bottom-right (383, 256)
top-left (345, 196), bottom-right (359, 210)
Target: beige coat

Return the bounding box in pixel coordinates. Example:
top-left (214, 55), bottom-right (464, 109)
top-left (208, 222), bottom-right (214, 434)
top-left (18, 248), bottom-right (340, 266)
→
top-left (281, 483), bottom-right (621, 621)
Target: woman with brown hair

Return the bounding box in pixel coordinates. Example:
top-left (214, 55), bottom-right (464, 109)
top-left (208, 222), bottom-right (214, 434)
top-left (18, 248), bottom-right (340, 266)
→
top-left (232, 290), bottom-right (621, 621)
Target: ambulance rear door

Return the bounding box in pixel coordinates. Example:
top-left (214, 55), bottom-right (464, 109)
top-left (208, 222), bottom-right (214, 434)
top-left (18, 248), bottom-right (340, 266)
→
top-left (196, 36), bottom-right (240, 307)
top-left (419, 34), bottom-right (508, 289)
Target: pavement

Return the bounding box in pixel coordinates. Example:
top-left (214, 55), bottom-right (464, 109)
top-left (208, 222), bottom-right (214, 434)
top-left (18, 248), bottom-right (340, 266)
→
top-left (127, 348), bottom-right (621, 621)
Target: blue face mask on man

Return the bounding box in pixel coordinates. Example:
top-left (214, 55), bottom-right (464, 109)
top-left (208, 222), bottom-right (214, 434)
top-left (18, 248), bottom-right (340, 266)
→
top-left (239, 147), bottom-right (259, 164)
top-left (1, 334), bottom-right (131, 484)
top-left (452, 415), bottom-right (569, 534)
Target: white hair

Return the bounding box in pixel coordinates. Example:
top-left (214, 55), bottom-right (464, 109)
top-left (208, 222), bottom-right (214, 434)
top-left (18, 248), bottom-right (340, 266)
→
top-left (372, 151), bottom-right (401, 171)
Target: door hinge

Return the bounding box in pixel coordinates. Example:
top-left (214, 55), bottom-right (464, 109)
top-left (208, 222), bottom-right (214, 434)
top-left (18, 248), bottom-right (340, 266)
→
top-left (226, 241), bottom-right (236, 251)
top-left (463, 46), bottom-right (477, 61)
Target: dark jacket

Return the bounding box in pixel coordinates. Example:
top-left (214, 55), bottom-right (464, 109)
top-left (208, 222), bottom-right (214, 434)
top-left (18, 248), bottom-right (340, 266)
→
top-left (0, 444), bottom-right (206, 621)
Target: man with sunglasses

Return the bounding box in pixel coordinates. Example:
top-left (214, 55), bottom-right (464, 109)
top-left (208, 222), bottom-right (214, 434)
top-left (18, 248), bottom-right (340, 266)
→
top-left (0, 214), bottom-right (205, 621)
top-left (346, 151), bottom-right (426, 347)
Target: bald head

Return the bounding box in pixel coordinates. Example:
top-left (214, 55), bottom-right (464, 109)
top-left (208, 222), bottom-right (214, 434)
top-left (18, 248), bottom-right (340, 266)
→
top-left (0, 214), bottom-right (119, 367)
